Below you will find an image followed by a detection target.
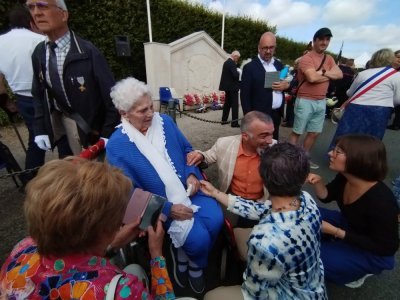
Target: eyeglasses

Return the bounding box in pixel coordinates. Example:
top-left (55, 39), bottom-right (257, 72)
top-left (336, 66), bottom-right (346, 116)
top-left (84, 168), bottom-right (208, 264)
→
top-left (260, 46), bottom-right (276, 52)
top-left (26, 1), bottom-right (59, 11)
top-left (332, 147), bottom-right (345, 157)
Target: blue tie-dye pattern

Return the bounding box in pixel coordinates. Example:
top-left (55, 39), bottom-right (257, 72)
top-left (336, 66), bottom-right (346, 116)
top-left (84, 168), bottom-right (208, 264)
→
top-left (229, 191), bottom-right (327, 299)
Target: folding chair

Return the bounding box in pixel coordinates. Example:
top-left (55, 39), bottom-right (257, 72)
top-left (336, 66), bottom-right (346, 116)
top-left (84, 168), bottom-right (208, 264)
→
top-left (159, 87), bottom-right (181, 117)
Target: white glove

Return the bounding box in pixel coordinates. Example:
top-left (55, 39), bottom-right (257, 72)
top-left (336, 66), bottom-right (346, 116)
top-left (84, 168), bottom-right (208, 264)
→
top-left (34, 135), bottom-right (51, 151)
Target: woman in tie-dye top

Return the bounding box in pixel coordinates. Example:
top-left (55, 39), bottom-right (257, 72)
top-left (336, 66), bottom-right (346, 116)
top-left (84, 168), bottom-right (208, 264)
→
top-left (0, 158), bottom-right (174, 300)
top-left (202, 142), bottom-right (327, 300)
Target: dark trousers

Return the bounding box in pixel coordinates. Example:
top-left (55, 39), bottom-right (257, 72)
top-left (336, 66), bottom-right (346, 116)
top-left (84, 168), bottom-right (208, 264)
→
top-left (15, 95), bottom-right (46, 170)
top-left (390, 106), bottom-right (400, 127)
top-left (284, 97), bottom-right (295, 125)
top-left (16, 95), bottom-right (73, 179)
top-left (221, 90), bottom-right (239, 125)
top-left (271, 108), bottom-right (282, 140)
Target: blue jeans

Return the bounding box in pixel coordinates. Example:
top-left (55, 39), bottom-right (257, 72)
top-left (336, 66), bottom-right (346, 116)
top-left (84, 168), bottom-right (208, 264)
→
top-left (319, 207), bottom-right (395, 285)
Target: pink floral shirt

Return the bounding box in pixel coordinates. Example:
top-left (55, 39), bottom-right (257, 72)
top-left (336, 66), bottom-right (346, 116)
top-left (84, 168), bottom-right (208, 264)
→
top-left (0, 237), bottom-right (174, 299)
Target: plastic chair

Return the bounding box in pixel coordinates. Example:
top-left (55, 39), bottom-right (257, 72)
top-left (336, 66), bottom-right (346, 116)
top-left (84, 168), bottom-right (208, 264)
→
top-left (159, 87), bottom-right (181, 117)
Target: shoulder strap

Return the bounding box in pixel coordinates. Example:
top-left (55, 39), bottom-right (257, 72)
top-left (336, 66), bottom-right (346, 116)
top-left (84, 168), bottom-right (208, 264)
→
top-left (344, 66), bottom-right (398, 107)
top-left (105, 274), bottom-right (123, 300)
top-left (296, 54), bottom-right (327, 94)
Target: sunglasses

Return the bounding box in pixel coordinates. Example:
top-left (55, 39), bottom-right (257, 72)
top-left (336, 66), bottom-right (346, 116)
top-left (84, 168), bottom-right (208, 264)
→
top-left (26, 1), bottom-right (59, 11)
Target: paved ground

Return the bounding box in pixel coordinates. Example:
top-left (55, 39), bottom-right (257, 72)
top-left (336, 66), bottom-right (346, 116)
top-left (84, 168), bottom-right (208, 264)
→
top-left (0, 108), bottom-right (399, 299)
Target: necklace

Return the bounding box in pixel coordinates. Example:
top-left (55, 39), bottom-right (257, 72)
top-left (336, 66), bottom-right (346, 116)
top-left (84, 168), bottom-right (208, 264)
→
top-left (271, 197), bottom-right (299, 212)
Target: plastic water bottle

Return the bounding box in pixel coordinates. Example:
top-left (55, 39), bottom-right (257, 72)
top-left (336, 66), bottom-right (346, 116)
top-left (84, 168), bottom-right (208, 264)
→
top-left (280, 65), bottom-right (289, 80)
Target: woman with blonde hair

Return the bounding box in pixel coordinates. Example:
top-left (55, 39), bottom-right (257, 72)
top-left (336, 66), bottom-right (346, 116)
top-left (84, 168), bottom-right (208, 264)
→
top-left (0, 158), bottom-right (174, 299)
top-left (329, 48), bottom-right (400, 150)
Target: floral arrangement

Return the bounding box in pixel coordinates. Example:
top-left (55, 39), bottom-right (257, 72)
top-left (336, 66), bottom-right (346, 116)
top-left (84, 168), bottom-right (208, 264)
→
top-left (183, 91), bottom-right (225, 107)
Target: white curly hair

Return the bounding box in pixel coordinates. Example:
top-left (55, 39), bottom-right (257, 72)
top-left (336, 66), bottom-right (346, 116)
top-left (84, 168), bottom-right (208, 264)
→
top-left (110, 77), bottom-right (152, 112)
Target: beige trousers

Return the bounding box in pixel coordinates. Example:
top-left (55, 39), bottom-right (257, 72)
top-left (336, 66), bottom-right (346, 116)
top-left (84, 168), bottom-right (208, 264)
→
top-left (51, 110), bottom-right (82, 155)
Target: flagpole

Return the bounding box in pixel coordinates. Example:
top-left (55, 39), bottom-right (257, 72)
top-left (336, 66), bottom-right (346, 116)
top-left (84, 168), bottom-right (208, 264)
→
top-left (146, 0), bottom-right (153, 42)
top-left (221, 0), bottom-right (226, 49)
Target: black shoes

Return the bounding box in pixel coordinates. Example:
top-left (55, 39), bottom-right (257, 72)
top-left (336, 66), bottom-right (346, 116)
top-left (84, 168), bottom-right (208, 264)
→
top-left (169, 244), bottom-right (188, 288)
top-left (231, 123), bottom-right (240, 128)
top-left (221, 121), bottom-right (229, 125)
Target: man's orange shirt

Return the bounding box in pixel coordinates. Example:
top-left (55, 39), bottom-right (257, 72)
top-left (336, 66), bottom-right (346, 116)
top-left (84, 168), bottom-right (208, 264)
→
top-left (230, 143), bottom-right (264, 200)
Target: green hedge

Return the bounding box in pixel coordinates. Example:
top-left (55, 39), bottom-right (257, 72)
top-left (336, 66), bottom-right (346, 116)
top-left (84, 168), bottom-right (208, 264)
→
top-left (0, 0), bottom-right (312, 124)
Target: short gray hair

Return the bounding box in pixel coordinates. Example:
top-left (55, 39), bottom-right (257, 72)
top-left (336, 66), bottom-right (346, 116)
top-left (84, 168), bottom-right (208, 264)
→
top-left (110, 77), bottom-right (152, 112)
top-left (55, 0), bottom-right (68, 11)
top-left (241, 111), bottom-right (272, 133)
top-left (231, 50), bottom-right (240, 57)
top-left (369, 48), bottom-right (394, 68)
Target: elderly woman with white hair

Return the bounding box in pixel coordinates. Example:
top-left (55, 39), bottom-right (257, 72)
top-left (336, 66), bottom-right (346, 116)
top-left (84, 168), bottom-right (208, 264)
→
top-left (106, 77), bottom-right (223, 294)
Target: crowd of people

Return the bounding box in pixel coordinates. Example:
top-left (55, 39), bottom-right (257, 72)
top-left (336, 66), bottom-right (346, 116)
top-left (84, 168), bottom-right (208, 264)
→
top-left (0, 1), bottom-right (399, 299)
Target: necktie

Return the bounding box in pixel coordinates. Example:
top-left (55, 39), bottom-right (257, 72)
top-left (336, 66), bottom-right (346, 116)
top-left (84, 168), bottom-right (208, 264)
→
top-left (48, 42), bottom-right (69, 111)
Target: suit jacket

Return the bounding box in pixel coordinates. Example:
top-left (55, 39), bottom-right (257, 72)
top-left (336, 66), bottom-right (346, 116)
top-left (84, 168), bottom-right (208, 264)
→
top-left (31, 31), bottom-right (120, 147)
top-left (199, 135), bottom-right (276, 200)
top-left (241, 57), bottom-right (285, 115)
top-left (219, 58), bottom-right (240, 91)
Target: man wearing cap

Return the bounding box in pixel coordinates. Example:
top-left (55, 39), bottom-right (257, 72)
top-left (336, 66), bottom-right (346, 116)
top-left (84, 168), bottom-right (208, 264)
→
top-left (28, 0), bottom-right (120, 155)
top-left (219, 50), bottom-right (241, 127)
top-left (289, 27), bottom-right (342, 169)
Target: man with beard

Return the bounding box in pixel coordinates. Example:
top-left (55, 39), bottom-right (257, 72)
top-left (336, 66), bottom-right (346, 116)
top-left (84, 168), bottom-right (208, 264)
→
top-left (289, 28), bottom-right (342, 169)
top-left (186, 111), bottom-right (276, 227)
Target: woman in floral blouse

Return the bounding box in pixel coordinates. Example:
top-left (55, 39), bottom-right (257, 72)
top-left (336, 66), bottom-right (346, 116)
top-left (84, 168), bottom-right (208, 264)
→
top-left (201, 142), bottom-right (327, 300)
top-left (0, 158), bottom-right (174, 299)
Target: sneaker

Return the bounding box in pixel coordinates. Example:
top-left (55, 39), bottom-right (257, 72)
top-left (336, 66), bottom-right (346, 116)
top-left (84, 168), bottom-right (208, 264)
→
top-left (310, 161), bottom-right (319, 169)
top-left (345, 274), bottom-right (373, 288)
top-left (169, 244), bottom-right (188, 288)
top-left (188, 271), bottom-right (205, 294)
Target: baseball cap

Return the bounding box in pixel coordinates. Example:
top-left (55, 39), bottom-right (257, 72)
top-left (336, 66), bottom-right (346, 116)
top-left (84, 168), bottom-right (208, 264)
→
top-left (313, 27), bottom-right (333, 40)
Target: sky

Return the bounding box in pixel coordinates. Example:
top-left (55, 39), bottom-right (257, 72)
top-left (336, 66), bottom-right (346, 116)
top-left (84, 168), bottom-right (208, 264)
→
top-left (184, 0), bottom-right (400, 62)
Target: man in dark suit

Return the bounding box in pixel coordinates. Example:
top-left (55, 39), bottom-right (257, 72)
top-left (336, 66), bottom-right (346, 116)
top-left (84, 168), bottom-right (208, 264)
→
top-left (219, 50), bottom-right (241, 127)
top-left (241, 32), bottom-right (289, 139)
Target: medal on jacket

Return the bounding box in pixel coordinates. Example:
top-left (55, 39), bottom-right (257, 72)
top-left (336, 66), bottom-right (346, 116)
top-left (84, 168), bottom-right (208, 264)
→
top-left (77, 76), bottom-right (86, 92)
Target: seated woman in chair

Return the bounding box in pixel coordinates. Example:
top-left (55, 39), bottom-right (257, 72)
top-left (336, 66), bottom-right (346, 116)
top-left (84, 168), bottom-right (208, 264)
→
top-left (307, 134), bottom-right (399, 288)
top-left (106, 77), bottom-right (223, 294)
top-left (0, 158), bottom-right (174, 299)
top-left (201, 142), bottom-right (327, 299)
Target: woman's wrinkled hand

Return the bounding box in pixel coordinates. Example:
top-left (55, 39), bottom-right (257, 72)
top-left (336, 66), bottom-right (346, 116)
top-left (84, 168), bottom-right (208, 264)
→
top-left (170, 204), bottom-right (193, 221)
top-left (186, 174), bottom-right (200, 196)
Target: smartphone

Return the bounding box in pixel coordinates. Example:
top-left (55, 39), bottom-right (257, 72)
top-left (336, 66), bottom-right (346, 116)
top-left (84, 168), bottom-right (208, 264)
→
top-left (139, 194), bottom-right (166, 230)
top-left (123, 188), bottom-right (166, 230)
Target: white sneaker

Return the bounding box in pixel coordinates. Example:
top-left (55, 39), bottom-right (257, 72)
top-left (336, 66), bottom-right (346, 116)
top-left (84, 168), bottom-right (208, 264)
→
top-left (310, 161), bottom-right (319, 169)
top-left (345, 274), bottom-right (373, 288)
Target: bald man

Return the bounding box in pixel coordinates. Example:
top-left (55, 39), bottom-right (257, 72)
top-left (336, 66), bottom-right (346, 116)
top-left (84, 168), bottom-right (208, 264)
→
top-left (241, 32), bottom-right (289, 140)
